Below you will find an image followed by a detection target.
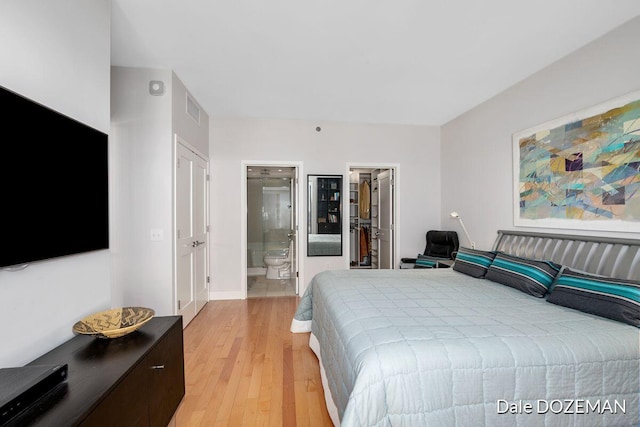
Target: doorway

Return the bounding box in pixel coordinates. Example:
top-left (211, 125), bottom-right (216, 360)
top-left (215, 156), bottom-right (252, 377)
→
top-left (348, 165), bottom-right (397, 269)
top-left (243, 163), bottom-right (301, 298)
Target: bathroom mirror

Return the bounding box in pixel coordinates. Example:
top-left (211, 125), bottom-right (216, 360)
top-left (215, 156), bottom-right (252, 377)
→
top-left (307, 175), bottom-right (342, 256)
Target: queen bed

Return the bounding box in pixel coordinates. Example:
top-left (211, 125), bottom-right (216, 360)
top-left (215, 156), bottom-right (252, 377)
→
top-left (291, 230), bottom-right (640, 426)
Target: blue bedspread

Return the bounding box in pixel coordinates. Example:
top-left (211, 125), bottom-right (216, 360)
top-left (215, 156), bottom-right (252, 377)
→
top-left (292, 269), bottom-right (640, 426)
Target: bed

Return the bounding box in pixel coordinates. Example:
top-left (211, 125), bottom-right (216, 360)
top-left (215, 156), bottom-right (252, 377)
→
top-left (291, 230), bottom-right (640, 426)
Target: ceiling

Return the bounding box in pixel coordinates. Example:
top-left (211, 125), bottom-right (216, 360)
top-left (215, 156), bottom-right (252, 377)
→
top-left (111, 1), bottom-right (640, 126)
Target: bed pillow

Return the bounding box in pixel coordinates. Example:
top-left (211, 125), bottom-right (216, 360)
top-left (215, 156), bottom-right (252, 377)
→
top-left (414, 254), bottom-right (442, 268)
top-left (547, 268), bottom-right (640, 327)
top-left (452, 247), bottom-right (496, 278)
top-left (484, 253), bottom-right (561, 297)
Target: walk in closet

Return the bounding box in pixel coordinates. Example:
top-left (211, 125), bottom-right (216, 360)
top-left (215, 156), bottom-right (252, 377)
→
top-left (349, 167), bottom-right (395, 269)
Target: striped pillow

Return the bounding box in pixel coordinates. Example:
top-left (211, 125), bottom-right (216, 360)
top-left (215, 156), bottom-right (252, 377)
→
top-left (452, 247), bottom-right (496, 278)
top-left (414, 254), bottom-right (441, 268)
top-left (547, 268), bottom-right (640, 327)
top-left (484, 253), bottom-right (561, 297)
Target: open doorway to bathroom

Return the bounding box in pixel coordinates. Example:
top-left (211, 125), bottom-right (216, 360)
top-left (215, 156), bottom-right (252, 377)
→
top-left (244, 164), bottom-right (300, 298)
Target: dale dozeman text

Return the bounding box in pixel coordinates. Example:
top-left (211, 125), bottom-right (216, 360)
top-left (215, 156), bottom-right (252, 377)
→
top-left (497, 399), bottom-right (626, 415)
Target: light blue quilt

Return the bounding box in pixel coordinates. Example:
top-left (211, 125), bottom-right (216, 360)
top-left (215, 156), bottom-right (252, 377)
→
top-left (292, 269), bottom-right (640, 426)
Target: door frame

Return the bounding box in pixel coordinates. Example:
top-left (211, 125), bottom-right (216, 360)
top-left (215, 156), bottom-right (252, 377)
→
top-left (173, 135), bottom-right (210, 324)
top-left (241, 160), bottom-right (304, 299)
top-left (345, 163), bottom-right (399, 269)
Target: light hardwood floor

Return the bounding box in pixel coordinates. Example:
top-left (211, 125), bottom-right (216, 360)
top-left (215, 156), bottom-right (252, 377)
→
top-left (175, 297), bottom-right (333, 426)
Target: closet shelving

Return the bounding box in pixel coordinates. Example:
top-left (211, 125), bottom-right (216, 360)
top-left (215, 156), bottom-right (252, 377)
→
top-left (349, 181), bottom-right (359, 249)
top-left (370, 172), bottom-right (379, 269)
top-left (349, 166), bottom-right (395, 270)
top-left (350, 170), bottom-right (373, 268)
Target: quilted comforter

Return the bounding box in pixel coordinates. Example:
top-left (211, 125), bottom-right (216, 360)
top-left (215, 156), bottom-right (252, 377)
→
top-left (291, 269), bottom-right (640, 426)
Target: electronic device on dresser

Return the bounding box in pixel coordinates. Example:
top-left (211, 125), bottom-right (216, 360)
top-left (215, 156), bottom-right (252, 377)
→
top-left (0, 85), bottom-right (109, 268)
top-left (0, 364), bottom-right (68, 426)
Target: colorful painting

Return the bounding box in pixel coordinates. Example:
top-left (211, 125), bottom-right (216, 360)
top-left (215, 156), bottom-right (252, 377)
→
top-left (513, 91), bottom-right (640, 232)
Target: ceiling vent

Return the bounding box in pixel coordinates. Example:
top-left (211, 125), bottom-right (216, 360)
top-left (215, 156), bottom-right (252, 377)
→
top-left (186, 94), bottom-right (200, 125)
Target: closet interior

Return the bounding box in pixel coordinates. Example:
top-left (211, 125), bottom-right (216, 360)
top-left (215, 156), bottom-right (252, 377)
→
top-left (350, 169), bottom-right (380, 269)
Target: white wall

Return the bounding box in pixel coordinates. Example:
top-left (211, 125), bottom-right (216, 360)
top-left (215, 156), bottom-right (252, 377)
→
top-left (110, 67), bottom-right (173, 312)
top-left (210, 118), bottom-right (440, 297)
top-left (0, 0), bottom-right (111, 367)
top-left (172, 72), bottom-right (209, 156)
top-left (441, 16), bottom-right (640, 250)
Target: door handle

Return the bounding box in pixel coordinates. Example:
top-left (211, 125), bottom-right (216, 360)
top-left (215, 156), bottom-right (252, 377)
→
top-left (192, 240), bottom-right (205, 247)
top-left (287, 233), bottom-right (296, 238)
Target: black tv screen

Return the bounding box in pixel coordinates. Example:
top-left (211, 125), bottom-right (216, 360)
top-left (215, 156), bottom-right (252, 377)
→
top-left (0, 85), bottom-right (108, 268)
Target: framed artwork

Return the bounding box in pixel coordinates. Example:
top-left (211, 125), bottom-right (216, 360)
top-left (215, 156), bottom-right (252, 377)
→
top-left (513, 90), bottom-right (640, 232)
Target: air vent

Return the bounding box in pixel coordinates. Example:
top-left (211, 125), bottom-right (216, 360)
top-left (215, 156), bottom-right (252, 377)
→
top-left (186, 94), bottom-right (200, 125)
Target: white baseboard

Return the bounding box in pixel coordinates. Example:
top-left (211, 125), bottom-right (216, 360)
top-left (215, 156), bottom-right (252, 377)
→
top-left (209, 290), bottom-right (244, 300)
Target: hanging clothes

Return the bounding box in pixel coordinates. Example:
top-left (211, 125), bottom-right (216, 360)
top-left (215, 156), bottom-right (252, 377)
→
top-left (359, 180), bottom-right (370, 219)
top-left (360, 226), bottom-right (369, 262)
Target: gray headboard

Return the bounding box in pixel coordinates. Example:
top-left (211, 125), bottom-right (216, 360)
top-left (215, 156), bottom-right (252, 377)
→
top-left (492, 230), bottom-right (640, 280)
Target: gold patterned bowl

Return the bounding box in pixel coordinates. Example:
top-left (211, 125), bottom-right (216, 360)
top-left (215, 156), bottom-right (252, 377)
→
top-left (72, 307), bottom-right (155, 339)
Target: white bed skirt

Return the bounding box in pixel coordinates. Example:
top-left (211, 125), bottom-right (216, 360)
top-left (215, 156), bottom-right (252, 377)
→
top-left (289, 318), bottom-right (311, 333)
top-left (309, 333), bottom-right (340, 426)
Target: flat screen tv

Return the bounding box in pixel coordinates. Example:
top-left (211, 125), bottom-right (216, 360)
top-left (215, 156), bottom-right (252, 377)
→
top-left (0, 85), bottom-right (108, 268)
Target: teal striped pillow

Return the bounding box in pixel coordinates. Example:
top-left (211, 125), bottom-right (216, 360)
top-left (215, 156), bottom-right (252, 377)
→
top-left (452, 247), bottom-right (496, 278)
top-left (548, 268), bottom-right (640, 327)
top-left (415, 254), bottom-right (441, 268)
top-left (485, 253), bottom-right (561, 297)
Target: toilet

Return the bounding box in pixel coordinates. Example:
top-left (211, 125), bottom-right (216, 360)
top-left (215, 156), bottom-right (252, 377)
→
top-left (264, 242), bottom-right (292, 279)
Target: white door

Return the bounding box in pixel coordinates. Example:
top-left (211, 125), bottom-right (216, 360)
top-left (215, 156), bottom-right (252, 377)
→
top-left (175, 139), bottom-right (209, 327)
top-left (290, 172), bottom-right (299, 294)
top-left (192, 154), bottom-right (209, 312)
top-left (377, 170), bottom-right (394, 269)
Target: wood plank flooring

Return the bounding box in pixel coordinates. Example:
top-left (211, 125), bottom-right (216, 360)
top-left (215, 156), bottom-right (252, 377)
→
top-left (175, 297), bottom-right (333, 426)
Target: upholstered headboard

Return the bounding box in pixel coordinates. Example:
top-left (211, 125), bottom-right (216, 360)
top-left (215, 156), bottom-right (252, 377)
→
top-left (492, 230), bottom-right (640, 280)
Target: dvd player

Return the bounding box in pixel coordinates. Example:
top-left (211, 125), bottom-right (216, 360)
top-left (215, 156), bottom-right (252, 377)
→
top-left (0, 364), bottom-right (68, 425)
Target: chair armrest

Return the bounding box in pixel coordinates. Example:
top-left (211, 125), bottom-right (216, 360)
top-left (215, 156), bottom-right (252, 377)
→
top-left (436, 259), bottom-right (454, 268)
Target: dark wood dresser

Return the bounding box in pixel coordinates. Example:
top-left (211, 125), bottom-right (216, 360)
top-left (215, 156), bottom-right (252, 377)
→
top-left (22, 316), bottom-right (184, 426)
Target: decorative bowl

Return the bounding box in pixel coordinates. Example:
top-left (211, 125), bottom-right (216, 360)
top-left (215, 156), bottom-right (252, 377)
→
top-left (72, 307), bottom-right (155, 339)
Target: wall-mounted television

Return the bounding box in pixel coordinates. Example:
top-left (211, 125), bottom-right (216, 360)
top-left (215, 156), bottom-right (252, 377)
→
top-left (0, 85), bottom-right (109, 268)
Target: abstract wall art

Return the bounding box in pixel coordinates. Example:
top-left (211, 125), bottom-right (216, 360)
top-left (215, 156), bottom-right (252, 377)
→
top-left (513, 91), bottom-right (640, 232)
